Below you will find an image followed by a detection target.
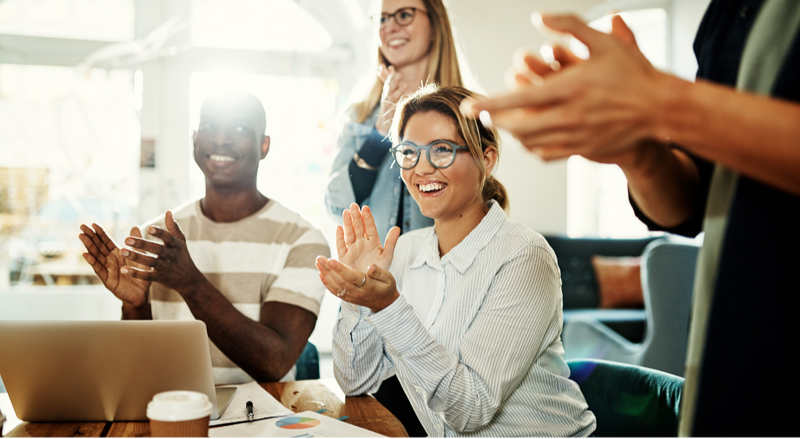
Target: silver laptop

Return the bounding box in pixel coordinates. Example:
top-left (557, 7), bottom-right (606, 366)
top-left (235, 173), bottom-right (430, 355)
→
top-left (0, 320), bottom-right (236, 422)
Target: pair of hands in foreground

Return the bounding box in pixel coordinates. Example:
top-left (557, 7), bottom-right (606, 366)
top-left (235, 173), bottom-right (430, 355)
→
top-left (316, 204), bottom-right (401, 314)
top-left (79, 211), bottom-right (205, 309)
top-left (465, 14), bottom-right (673, 169)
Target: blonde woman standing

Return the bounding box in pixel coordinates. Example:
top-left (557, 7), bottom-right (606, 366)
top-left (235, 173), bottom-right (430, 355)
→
top-left (325, 0), bottom-right (466, 243)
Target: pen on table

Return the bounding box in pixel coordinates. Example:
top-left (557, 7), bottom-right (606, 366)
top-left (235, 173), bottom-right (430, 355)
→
top-left (246, 400), bottom-right (254, 421)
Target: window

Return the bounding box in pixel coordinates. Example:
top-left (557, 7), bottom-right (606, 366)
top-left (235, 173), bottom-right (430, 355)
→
top-left (0, 0), bottom-right (134, 41)
top-left (0, 64), bottom-right (140, 287)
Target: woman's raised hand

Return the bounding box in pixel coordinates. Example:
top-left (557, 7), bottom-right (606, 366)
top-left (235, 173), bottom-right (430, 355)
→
top-left (315, 203), bottom-right (401, 312)
top-left (337, 203), bottom-right (400, 272)
top-left (375, 64), bottom-right (412, 135)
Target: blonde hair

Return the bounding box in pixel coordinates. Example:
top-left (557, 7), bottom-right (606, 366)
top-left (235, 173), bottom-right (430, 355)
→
top-left (390, 84), bottom-right (508, 210)
top-left (353, 0), bottom-right (464, 124)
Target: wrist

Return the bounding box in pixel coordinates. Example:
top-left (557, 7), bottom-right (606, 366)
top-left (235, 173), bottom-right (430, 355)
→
top-left (650, 72), bottom-right (691, 143)
top-left (122, 299), bottom-right (150, 320)
top-left (368, 290), bottom-right (400, 314)
top-left (619, 140), bottom-right (673, 183)
top-left (374, 122), bottom-right (389, 136)
top-left (175, 272), bottom-right (208, 297)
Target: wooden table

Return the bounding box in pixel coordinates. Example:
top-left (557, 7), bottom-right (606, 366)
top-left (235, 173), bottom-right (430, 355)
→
top-left (2, 380), bottom-right (408, 437)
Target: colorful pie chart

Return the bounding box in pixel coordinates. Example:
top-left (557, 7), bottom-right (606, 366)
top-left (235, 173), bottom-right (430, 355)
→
top-left (276, 416), bottom-right (321, 430)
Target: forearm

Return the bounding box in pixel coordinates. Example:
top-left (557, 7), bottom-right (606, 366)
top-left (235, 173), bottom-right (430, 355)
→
top-left (654, 76), bottom-right (800, 196)
top-left (369, 297), bottom-right (490, 432)
top-left (332, 302), bottom-right (392, 395)
top-left (621, 143), bottom-right (703, 229)
top-left (180, 280), bottom-right (306, 382)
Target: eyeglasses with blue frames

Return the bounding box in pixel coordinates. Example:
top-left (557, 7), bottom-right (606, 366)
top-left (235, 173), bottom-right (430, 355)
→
top-left (391, 140), bottom-right (470, 170)
top-left (373, 7), bottom-right (427, 28)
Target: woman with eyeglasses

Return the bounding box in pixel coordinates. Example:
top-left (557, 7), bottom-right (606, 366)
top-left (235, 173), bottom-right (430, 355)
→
top-left (325, 0), bottom-right (468, 244)
top-left (317, 86), bottom-right (596, 437)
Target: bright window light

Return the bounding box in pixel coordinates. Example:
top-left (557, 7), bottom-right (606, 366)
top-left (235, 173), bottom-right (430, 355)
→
top-left (0, 64), bottom-right (140, 287)
top-left (190, 0), bottom-right (333, 52)
top-left (0, 0), bottom-right (135, 41)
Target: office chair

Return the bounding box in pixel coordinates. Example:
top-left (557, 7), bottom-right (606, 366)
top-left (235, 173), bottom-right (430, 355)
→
top-left (563, 239), bottom-right (700, 376)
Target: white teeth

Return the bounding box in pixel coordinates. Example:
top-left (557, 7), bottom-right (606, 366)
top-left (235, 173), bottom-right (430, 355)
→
top-left (388, 39), bottom-right (409, 47)
top-left (419, 182), bottom-right (445, 192)
top-left (209, 154), bottom-right (235, 162)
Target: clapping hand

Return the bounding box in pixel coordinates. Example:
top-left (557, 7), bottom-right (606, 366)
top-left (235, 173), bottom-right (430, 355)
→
top-left (116, 210), bottom-right (207, 296)
top-left (375, 64), bottom-right (415, 135)
top-left (79, 223), bottom-right (151, 307)
top-left (465, 14), bottom-right (668, 168)
top-left (316, 204), bottom-right (401, 313)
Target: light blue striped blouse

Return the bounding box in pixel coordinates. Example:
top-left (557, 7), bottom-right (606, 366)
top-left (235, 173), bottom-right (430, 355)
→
top-left (333, 201), bottom-right (597, 437)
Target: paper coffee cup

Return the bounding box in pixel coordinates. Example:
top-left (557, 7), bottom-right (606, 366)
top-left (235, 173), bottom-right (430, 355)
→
top-left (147, 391), bottom-right (213, 437)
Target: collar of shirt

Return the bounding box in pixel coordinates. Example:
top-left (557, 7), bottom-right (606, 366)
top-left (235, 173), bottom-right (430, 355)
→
top-left (408, 200), bottom-right (506, 274)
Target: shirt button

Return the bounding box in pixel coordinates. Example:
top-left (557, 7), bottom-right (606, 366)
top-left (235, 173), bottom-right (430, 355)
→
top-left (740, 5), bottom-right (749, 18)
top-left (404, 221), bottom-right (410, 228)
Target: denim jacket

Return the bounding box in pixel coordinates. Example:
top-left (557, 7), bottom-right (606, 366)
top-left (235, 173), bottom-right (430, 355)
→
top-left (325, 109), bottom-right (433, 242)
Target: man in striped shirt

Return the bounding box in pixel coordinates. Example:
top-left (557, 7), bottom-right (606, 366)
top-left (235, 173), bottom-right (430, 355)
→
top-left (80, 92), bottom-right (330, 384)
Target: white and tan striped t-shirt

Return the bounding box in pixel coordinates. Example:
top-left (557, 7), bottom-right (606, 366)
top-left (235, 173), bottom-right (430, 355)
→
top-left (144, 199), bottom-right (330, 385)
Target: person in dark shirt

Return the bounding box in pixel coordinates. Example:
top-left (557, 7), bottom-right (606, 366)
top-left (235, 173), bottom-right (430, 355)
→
top-left (464, 1), bottom-right (800, 435)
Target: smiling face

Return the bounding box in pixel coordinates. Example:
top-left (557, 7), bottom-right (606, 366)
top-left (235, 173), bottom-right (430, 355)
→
top-left (193, 93), bottom-right (269, 191)
top-left (401, 111), bottom-right (490, 222)
top-left (379, 0), bottom-right (433, 70)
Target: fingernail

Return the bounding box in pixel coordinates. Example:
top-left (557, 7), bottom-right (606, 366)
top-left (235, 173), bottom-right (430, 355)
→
top-left (120, 268), bottom-right (129, 274)
top-left (121, 249), bottom-right (129, 257)
top-left (479, 110), bottom-right (493, 128)
top-left (125, 238), bottom-right (135, 245)
top-left (540, 45), bottom-right (555, 63)
top-left (459, 98), bottom-right (477, 115)
top-left (148, 227), bottom-right (156, 234)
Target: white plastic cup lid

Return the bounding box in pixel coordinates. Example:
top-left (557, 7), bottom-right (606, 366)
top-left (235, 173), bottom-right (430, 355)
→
top-left (147, 391), bottom-right (213, 422)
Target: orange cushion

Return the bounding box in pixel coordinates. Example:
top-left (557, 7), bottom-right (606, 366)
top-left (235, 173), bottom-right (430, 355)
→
top-left (591, 255), bottom-right (644, 309)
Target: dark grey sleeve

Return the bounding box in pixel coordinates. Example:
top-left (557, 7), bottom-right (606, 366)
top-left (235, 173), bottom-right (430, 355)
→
top-left (350, 128), bottom-right (392, 205)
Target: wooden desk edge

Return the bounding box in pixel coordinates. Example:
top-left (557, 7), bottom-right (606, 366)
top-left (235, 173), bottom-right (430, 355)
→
top-left (5, 380), bottom-right (408, 438)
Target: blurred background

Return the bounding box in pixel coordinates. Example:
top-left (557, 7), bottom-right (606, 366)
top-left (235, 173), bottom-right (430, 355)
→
top-left (0, 0), bottom-right (711, 377)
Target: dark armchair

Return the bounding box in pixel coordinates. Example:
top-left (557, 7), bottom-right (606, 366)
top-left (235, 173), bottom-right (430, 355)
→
top-left (568, 359), bottom-right (684, 437)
